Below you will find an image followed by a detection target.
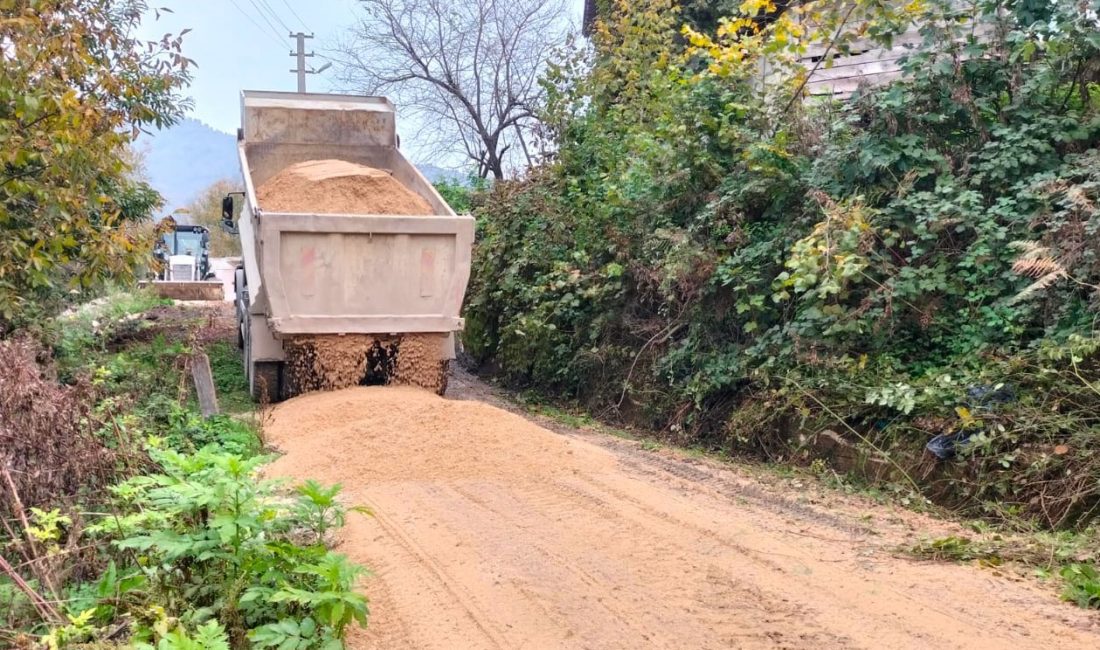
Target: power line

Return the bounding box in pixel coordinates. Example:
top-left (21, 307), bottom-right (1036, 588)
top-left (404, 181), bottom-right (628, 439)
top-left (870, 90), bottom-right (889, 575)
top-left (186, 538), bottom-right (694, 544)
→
top-left (226, 0), bottom-right (285, 49)
top-left (278, 0), bottom-right (311, 32)
top-left (244, 0), bottom-right (289, 43)
top-left (229, 0), bottom-right (284, 46)
top-left (256, 0), bottom-right (293, 33)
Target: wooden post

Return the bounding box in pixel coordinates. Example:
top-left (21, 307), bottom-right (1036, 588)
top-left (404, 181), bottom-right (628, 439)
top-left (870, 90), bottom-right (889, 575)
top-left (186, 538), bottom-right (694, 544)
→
top-left (191, 352), bottom-right (220, 418)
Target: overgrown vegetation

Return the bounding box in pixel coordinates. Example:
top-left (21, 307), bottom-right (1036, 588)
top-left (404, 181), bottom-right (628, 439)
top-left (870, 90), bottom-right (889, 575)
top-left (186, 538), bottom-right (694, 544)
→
top-left (0, 2), bottom-right (373, 645)
top-left (465, 0), bottom-right (1100, 558)
top-left (0, 0), bottom-right (192, 331)
top-left (0, 291), bottom-right (369, 646)
top-left (433, 176), bottom-right (488, 214)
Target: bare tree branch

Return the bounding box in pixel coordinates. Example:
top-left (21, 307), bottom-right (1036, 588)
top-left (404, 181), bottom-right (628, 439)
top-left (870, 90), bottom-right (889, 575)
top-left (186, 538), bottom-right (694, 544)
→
top-left (331, 0), bottom-right (570, 179)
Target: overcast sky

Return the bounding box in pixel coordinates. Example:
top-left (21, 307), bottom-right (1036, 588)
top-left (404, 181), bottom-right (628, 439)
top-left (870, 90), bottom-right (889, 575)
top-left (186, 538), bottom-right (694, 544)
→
top-left (139, 0), bottom-right (585, 145)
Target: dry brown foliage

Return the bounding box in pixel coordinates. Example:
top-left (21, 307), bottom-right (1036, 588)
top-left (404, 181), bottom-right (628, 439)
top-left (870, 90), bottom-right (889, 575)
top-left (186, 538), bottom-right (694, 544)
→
top-left (0, 336), bottom-right (133, 618)
top-left (1009, 240), bottom-right (1088, 303)
top-left (0, 336), bottom-right (119, 519)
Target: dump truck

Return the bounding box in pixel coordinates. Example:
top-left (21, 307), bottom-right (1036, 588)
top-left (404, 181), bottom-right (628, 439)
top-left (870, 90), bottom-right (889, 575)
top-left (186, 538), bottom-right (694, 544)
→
top-left (144, 222), bottom-right (225, 301)
top-left (221, 91), bottom-right (474, 402)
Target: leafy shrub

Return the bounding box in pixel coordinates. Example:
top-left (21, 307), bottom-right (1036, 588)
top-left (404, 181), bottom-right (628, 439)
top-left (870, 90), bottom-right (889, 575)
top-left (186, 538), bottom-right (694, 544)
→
top-left (433, 175), bottom-right (488, 214)
top-left (140, 396), bottom-right (258, 456)
top-left (136, 620), bottom-right (232, 650)
top-left (1061, 563), bottom-right (1100, 609)
top-left (0, 0), bottom-right (191, 331)
top-left (76, 445), bottom-right (369, 648)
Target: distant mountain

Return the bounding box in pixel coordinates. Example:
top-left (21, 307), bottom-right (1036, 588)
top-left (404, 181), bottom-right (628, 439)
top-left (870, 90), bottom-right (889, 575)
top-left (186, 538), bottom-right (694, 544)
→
top-left (417, 163), bottom-right (465, 184)
top-left (136, 118), bottom-right (240, 217)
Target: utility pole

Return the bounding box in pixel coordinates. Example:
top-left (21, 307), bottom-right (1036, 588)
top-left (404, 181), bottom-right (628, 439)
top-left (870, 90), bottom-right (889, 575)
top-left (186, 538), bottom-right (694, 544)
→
top-left (288, 31), bottom-right (310, 92)
top-left (288, 32), bottom-right (332, 93)
top-left (290, 32), bottom-right (314, 93)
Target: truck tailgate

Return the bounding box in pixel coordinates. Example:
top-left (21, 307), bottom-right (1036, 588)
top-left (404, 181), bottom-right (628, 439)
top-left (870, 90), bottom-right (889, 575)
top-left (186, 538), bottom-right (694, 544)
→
top-left (257, 212), bottom-right (474, 336)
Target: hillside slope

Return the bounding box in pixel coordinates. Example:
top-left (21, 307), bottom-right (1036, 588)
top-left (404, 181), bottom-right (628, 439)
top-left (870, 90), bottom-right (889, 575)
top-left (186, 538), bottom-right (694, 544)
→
top-left (136, 118), bottom-right (239, 213)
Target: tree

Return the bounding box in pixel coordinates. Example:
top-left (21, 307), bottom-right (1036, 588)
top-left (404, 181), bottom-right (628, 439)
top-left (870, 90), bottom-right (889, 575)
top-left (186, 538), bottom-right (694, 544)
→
top-left (0, 0), bottom-right (192, 330)
top-left (583, 0), bottom-right (741, 34)
top-left (178, 179), bottom-right (243, 257)
top-left (333, 0), bottom-right (570, 179)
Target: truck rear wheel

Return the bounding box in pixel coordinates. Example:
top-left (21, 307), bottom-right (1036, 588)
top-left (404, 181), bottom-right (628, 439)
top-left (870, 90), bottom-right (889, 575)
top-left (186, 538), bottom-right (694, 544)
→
top-left (250, 360), bottom-right (283, 404)
top-left (241, 290), bottom-right (284, 404)
top-left (234, 268), bottom-right (247, 350)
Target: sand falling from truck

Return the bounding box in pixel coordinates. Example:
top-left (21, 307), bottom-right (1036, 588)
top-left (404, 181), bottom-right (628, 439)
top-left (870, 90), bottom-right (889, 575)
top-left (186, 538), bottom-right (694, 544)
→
top-left (257, 160), bottom-right (449, 396)
top-left (284, 334), bottom-right (449, 396)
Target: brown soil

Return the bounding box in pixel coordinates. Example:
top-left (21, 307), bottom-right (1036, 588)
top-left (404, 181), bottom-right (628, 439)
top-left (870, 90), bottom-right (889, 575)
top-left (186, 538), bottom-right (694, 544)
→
top-left (265, 381), bottom-right (1100, 649)
top-left (256, 160), bottom-right (434, 215)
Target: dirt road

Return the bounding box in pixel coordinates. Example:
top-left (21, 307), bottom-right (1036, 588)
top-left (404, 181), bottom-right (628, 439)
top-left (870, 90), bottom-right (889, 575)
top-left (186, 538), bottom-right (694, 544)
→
top-left (265, 377), bottom-right (1099, 649)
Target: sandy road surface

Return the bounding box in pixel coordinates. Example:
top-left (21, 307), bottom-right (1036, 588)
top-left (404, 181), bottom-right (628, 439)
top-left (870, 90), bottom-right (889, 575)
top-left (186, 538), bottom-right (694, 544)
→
top-left (265, 378), bottom-right (1099, 649)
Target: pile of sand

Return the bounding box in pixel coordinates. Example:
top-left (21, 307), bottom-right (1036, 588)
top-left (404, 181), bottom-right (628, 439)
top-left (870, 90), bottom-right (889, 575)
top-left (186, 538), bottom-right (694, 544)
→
top-left (256, 159), bottom-right (434, 215)
top-left (265, 385), bottom-right (590, 484)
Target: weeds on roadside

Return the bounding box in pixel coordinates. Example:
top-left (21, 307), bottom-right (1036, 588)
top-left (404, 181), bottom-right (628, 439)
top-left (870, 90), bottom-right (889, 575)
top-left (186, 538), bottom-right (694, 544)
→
top-left (910, 523), bottom-right (1100, 609)
top-left (1061, 564), bottom-right (1100, 609)
top-left (207, 341), bottom-right (252, 415)
top-left (59, 444), bottom-right (371, 648)
top-left (1, 288), bottom-right (370, 647)
top-left (292, 481), bottom-right (372, 545)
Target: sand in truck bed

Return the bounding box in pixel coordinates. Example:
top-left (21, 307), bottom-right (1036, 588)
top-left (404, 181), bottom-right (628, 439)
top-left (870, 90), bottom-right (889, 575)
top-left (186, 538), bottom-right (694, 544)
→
top-left (256, 159), bottom-right (434, 215)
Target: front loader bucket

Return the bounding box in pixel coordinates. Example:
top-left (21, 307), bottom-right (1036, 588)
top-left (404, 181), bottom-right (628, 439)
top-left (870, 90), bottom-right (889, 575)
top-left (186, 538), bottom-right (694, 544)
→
top-left (141, 280), bottom-right (225, 301)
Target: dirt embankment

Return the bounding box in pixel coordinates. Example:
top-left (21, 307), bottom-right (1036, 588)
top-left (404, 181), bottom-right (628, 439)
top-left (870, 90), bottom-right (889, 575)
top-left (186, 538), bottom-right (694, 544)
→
top-left (265, 382), bottom-right (1100, 649)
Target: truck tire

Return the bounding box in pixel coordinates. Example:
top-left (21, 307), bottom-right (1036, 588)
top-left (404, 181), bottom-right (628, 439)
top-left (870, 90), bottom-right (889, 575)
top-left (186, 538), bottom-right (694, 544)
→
top-left (245, 319), bottom-right (282, 403)
top-left (234, 268), bottom-right (247, 350)
top-left (250, 361), bottom-right (283, 404)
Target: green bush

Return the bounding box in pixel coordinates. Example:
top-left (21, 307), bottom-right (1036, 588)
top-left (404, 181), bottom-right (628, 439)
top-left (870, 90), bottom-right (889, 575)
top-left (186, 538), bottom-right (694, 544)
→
top-left (141, 397), bottom-right (259, 456)
top-left (465, 0), bottom-right (1100, 528)
top-left (433, 175), bottom-right (487, 214)
top-left (1061, 563), bottom-right (1100, 609)
top-left (206, 341), bottom-right (252, 415)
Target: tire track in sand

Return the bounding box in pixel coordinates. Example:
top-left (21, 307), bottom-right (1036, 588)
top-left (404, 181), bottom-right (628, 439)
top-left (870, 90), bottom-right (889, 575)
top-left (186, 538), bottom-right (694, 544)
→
top-left (265, 385), bottom-right (1100, 650)
top-left (352, 490), bottom-right (510, 649)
